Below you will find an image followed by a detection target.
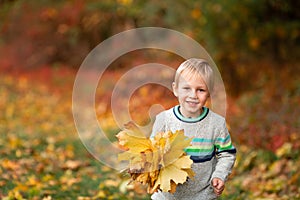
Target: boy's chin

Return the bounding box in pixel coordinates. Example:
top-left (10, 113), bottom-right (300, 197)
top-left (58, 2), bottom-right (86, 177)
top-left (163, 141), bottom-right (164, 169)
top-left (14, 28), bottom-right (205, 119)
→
top-left (185, 104), bottom-right (201, 111)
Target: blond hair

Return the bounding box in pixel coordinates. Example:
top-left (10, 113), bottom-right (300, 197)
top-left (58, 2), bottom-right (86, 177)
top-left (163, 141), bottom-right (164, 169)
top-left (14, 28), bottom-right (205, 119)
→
top-left (174, 58), bottom-right (214, 93)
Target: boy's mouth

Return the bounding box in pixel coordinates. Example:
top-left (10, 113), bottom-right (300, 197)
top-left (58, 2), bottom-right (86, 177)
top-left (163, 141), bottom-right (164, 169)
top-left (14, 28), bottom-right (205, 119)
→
top-left (186, 101), bottom-right (199, 106)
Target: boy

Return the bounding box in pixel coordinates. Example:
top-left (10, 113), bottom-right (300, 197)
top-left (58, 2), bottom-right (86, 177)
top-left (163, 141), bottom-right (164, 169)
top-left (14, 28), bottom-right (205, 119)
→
top-left (150, 58), bottom-right (236, 200)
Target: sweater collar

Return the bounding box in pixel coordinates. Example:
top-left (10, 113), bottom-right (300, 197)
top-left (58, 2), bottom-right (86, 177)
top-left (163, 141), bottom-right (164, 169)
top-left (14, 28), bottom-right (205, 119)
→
top-left (173, 105), bottom-right (209, 123)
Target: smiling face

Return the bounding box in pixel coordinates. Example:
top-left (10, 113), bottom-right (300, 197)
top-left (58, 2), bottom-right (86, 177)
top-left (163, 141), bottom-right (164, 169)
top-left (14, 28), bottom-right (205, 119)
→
top-left (172, 71), bottom-right (210, 118)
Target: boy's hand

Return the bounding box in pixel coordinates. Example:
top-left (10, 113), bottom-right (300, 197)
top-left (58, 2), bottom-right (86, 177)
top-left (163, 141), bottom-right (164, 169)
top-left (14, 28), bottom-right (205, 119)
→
top-left (211, 178), bottom-right (225, 196)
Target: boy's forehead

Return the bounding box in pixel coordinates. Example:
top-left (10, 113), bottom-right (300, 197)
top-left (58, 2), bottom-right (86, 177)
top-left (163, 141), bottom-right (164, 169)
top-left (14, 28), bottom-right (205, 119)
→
top-left (179, 70), bottom-right (205, 83)
top-left (178, 74), bottom-right (206, 87)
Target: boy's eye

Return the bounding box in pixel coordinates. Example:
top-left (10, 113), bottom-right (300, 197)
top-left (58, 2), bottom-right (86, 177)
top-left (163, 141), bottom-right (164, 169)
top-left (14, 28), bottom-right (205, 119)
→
top-left (197, 89), bottom-right (205, 92)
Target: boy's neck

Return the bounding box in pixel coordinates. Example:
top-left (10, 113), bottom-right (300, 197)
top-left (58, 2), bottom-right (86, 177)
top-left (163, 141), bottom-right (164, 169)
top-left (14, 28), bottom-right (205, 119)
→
top-left (179, 106), bottom-right (203, 119)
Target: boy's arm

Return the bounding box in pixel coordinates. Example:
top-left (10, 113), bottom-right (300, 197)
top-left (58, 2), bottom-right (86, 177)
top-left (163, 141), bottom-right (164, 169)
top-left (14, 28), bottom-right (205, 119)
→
top-left (212, 150), bottom-right (236, 182)
top-left (211, 122), bottom-right (236, 182)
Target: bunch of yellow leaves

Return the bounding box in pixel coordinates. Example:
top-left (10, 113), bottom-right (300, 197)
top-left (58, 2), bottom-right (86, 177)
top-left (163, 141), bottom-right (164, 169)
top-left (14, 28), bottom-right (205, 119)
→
top-left (117, 122), bottom-right (195, 194)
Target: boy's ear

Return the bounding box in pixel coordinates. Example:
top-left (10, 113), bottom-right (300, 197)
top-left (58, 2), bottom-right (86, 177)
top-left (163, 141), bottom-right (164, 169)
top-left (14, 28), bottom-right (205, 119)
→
top-left (172, 82), bottom-right (178, 97)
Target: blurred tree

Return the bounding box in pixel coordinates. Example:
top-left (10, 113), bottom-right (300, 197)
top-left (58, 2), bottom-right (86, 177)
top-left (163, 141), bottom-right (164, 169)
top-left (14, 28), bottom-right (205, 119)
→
top-left (0, 0), bottom-right (299, 94)
top-left (197, 0), bottom-right (300, 95)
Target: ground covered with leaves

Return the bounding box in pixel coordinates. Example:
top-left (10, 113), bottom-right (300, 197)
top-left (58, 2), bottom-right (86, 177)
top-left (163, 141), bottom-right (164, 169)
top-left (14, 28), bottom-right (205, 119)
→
top-left (0, 70), bottom-right (148, 200)
top-left (0, 67), bottom-right (299, 199)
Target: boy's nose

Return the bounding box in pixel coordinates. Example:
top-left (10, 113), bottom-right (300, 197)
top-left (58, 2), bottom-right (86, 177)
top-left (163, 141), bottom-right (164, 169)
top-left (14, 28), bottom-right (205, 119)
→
top-left (189, 90), bottom-right (198, 98)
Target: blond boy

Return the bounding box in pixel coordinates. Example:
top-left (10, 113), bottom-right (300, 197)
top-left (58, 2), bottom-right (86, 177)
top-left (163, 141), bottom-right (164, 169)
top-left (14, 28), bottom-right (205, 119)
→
top-left (151, 58), bottom-right (236, 200)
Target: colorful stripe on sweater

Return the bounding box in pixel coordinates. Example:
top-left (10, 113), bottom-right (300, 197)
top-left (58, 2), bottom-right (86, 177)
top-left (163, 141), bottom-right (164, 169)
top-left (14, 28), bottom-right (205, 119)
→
top-left (184, 137), bottom-right (236, 163)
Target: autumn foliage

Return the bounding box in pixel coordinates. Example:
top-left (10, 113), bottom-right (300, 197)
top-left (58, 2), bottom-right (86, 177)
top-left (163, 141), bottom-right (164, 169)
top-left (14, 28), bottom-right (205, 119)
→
top-left (0, 0), bottom-right (299, 199)
top-left (117, 122), bottom-right (194, 194)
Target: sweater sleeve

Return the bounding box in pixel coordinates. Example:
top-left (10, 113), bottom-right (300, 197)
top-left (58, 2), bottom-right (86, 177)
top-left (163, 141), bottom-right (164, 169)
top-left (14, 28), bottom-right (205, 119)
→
top-left (211, 121), bottom-right (236, 182)
top-left (150, 112), bottom-right (166, 138)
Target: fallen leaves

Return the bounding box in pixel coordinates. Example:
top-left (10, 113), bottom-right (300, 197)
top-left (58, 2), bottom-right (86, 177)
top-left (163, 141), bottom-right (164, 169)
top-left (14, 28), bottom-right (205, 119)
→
top-left (61, 160), bottom-right (83, 171)
top-left (1, 67), bottom-right (300, 199)
top-left (225, 140), bottom-right (300, 199)
top-left (117, 122), bottom-right (194, 194)
top-left (0, 73), bottom-right (134, 200)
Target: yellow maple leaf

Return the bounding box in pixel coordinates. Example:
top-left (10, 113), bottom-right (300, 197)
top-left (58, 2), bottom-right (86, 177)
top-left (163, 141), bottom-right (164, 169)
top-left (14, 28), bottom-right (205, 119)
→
top-left (161, 130), bottom-right (192, 167)
top-left (116, 130), bottom-right (153, 153)
top-left (154, 164), bottom-right (188, 191)
top-left (172, 155), bottom-right (194, 169)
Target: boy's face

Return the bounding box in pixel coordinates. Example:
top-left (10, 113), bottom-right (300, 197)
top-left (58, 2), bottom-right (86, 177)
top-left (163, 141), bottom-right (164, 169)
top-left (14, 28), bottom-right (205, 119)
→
top-left (172, 72), bottom-right (210, 118)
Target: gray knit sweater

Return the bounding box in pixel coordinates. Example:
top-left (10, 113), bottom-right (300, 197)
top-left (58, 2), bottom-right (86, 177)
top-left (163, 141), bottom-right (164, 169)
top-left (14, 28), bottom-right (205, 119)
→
top-left (150, 106), bottom-right (236, 200)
